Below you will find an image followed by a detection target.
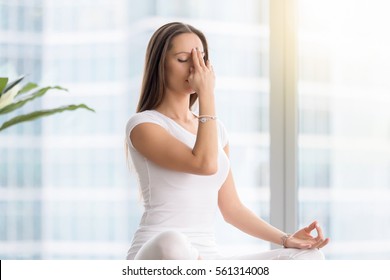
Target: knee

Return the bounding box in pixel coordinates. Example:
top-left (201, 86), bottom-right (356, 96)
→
top-left (154, 230), bottom-right (198, 260)
top-left (291, 248), bottom-right (325, 260)
top-left (311, 249), bottom-right (325, 260)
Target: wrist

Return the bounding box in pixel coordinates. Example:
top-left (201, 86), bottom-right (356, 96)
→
top-left (198, 96), bottom-right (216, 117)
top-left (198, 115), bottom-right (217, 123)
top-left (280, 234), bottom-right (291, 248)
top-left (197, 89), bottom-right (214, 98)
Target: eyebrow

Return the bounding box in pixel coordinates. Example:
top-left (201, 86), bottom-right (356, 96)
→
top-left (174, 51), bottom-right (205, 55)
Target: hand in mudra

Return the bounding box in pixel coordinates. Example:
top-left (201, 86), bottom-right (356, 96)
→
top-left (285, 221), bottom-right (330, 249)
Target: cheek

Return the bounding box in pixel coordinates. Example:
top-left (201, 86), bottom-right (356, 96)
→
top-left (177, 66), bottom-right (190, 77)
top-left (165, 66), bottom-right (188, 88)
top-left (167, 62), bottom-right (190, 75)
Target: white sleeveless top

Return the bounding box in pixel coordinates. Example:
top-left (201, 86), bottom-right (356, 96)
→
top-left (125, 110), bottom-right (230, 259)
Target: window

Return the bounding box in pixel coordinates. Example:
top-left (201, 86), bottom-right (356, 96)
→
top-left (4, 0), bottom-right (388, 260)
top-left (298, 0), bottom-right (390, 259)
top-left (1, 0), bottom-right (270, 258)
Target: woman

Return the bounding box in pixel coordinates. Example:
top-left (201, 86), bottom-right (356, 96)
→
top-left (125, 22), bottom-right (329, 260)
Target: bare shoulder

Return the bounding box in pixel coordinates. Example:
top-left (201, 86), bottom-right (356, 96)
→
top-left (130, 121), bottom-right (170, 147)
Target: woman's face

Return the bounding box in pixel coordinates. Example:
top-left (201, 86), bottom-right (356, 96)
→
top-left (165, 33), bottom-right (205, 95)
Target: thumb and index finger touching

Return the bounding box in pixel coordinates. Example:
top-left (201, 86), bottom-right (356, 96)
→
top-left (305, 221), bottom-right (330, 247)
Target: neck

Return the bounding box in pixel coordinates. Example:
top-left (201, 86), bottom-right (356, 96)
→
top-left (156, 91), bottom-right (194, 121)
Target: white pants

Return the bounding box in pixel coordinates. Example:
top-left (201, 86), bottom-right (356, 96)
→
top-left (132, 230), bottom-right (325, 260)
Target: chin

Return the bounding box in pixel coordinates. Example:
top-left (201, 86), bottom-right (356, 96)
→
top-left (184, 82), bottom-right (194, 93)
top-left (184, 86), bottom-right (195, 94)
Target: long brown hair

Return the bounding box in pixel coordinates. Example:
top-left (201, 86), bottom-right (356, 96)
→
top-left (136, 22), bottom-right (209, 112)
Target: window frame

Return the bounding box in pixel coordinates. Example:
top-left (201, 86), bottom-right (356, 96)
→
top-left (269, 0), bottom-right (298, 242)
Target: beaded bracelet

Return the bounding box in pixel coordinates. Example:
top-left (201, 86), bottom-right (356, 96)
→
top-left (281, 234), bottom-right (291, 248)
top-left (198, 115), bottom-right (217, 123)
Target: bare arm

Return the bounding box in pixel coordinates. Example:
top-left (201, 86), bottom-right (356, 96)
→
top-left (218, 145), bottom-right (330, 249)
top-left (189, 48), bottom-right (218, 174)
top-left (130, 48), bottom-right (218, 175)
top-left (218, 145), bottom-right (286, 245)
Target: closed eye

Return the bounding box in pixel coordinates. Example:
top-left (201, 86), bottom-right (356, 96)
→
top-left (178, 58), bottom-right (189, 63)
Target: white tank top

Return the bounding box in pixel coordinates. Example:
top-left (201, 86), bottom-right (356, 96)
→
top-left (125, 110), bottom-right (230, 259)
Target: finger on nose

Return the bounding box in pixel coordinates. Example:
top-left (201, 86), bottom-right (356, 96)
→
top-left (192, 48), bottom-right (200, 68)
top-left (196, 48), bottom-right (204, 64)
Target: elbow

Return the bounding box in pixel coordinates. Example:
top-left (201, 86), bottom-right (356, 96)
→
top-left (191, 152), bottom-right (218, 175)
top-left (221, 211), bottom-right (234, 225)
top-left (201, 162), bottom-right (218, 175)
top-left (219, 203), bottom-right (243, 225)
top-left (219, 205), bottom-right (232, 224)
top-left (198, 160), bottom-right (218, 175)
top-left (221, 213), bottom-right (230, 223)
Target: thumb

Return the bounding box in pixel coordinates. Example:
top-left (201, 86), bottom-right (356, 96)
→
top-left (188, 67), bottom-right (194, 79)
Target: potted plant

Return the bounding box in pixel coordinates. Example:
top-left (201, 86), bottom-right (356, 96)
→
top-left (0, 75), bottom-right (94, 132)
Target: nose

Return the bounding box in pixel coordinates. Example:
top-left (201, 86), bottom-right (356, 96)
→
top-left (188, 59), bottom-right (194, 74)
top-left (189, 57), bottom-right (194, 67)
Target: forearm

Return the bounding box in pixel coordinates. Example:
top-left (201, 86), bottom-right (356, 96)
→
top-left (188, 47), bottom-right (218, 173)
top-left (192, 93), bottom-right (218, 172)
top-left (226, 205), bottom-right (286, 246)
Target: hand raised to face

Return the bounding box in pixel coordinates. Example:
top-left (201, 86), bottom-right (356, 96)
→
top-left (187, 48), bottom-right (215, 96)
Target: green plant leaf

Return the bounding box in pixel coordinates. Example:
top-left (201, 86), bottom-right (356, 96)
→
top-left (0, 77), bottom-right (9, 96)
top-left (2, 75), bottom-right (25, 95)
top-left (0, 86), bottom-right (67, 115)
top-left (17, 82), bottom-right (39, 96)
top-left (0, 104), bottom-right (95, 132)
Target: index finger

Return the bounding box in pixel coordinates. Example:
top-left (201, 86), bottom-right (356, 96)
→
top-left (304, 221), bottom-right (317, 233)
